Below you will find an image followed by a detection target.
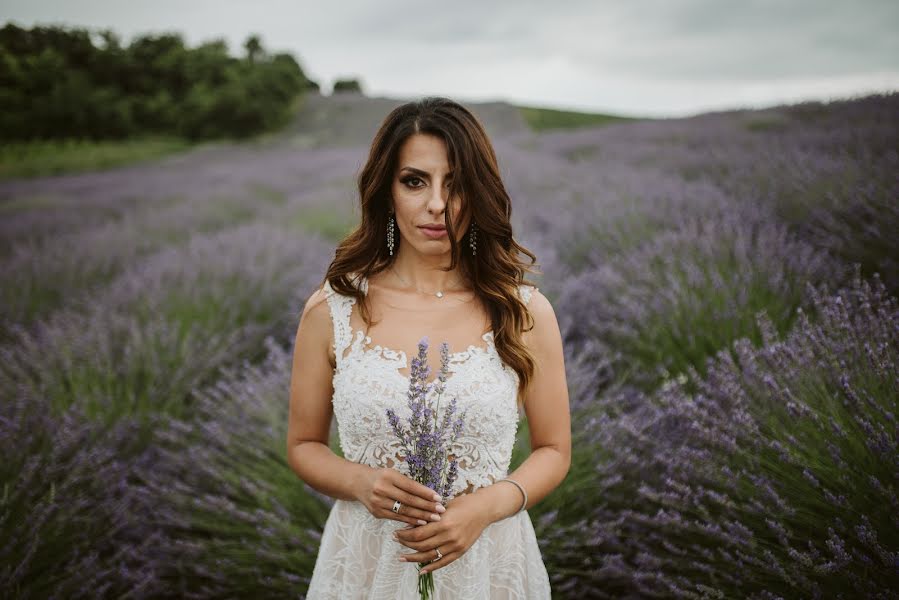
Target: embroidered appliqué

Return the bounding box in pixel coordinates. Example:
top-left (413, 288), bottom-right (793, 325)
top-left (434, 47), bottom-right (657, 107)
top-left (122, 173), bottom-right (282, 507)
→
top-left (321, 277), bottom-right (537, 498)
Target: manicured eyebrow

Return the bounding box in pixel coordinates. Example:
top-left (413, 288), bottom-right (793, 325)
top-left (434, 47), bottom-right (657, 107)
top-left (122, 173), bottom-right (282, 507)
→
top-left (399, 166), bottom-right (454, 178)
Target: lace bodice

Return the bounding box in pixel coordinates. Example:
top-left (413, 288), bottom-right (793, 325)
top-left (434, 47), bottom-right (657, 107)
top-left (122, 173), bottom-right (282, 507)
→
top-left (322, 274), bottom-right (537, 498)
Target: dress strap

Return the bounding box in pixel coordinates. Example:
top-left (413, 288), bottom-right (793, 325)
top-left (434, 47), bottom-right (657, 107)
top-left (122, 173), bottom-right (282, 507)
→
top-left (321, 279), bottom-right (356, 369)
top-left (518, 283), bottom-right (538, 306)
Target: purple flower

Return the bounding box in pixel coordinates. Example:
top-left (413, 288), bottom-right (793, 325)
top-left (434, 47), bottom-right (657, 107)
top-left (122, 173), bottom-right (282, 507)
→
top-left (385, 336), bottom-right (468, 599)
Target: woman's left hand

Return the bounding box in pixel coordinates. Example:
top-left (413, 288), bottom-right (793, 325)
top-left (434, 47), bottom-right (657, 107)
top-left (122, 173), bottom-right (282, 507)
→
top-left (393, 492), bottom-right (490, 574)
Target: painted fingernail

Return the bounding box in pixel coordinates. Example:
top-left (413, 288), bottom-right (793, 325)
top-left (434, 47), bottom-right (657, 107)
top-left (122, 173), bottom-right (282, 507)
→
top-left (430, 513), bottom-right (441, 521)
top-left (435, 504), bottom-right (446, 513)
top-left (397, 555), bottom-right (407, 562)
top-left (432, 494), bottom-right (442, 502)
top-left (417, 519), bottom-right (427, 525)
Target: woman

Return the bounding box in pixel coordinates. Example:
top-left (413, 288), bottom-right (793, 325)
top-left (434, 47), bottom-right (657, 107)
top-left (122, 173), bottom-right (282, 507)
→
top-left (287, 97), bottom-right (570, 598)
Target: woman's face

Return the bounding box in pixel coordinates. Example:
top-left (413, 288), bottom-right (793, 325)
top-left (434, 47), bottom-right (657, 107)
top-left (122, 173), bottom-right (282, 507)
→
top-left (390, 133), bottom-right (469, 257)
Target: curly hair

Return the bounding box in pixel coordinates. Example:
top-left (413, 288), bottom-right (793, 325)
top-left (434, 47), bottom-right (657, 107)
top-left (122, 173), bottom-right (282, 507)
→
top-left (322, 96), bottom-right (540, 407)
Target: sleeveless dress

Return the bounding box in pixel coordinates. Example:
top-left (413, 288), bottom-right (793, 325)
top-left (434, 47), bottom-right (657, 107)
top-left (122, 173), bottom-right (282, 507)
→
top-left (305, 274), bottom-right (552, 599)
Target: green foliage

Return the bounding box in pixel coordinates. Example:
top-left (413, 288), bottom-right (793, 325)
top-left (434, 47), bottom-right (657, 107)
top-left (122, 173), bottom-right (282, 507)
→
top-left (332, 77), bottom-right (363, 94)
top-left (0, 22), bottom-right (319, 142)
top-left (518, 104), bottom-right (638, 131)
top-left (287, 206), bottom-right (356, 241)
top-left (0, 136), bottom-right (190, 179)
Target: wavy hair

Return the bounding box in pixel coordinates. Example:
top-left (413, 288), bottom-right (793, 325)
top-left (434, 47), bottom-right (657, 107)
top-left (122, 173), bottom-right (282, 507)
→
top-left (322, 96), bottom-right (540, 407)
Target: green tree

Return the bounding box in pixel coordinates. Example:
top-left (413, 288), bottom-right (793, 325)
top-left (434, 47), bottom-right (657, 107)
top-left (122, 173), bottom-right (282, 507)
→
top-left (244, 34), bottom-right (263, 64)
top-left (333, 77), bottom-right (363, 94)
top-left (0, 23), bottom-right (318, 141)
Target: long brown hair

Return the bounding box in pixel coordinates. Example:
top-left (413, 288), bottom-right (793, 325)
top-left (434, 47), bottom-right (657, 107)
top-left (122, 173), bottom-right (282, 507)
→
top-left (322, 96), bottom-right (540, 407)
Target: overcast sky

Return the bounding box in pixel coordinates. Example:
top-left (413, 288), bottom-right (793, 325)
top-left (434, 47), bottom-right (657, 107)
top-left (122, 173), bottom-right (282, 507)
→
top-left (5, 0), bottom-right (898, 117)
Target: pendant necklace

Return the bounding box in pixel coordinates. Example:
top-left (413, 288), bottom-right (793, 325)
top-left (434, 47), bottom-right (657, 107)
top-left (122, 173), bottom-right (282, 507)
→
top-left (390, 266), bottom-right (463, 299)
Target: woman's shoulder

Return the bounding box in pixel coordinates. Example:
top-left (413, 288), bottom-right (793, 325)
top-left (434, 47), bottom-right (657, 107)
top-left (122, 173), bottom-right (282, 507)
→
top-left (300, 283), bottom-right (332, 322)
top-left (300, 275), bottom-right (354, 322)
top-left (518, 285), bottom-right (560, 354)
top-left (517, 283), bottom-right (554, 327)
top-left (319, 273), bottom-right (366, 300)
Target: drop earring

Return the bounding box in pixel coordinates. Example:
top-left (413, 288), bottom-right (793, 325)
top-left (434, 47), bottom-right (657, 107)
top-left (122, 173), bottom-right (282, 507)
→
top-left (469, 222), bottom-right (477, 256)
top-left (387, 213), bottom-right (395, 256)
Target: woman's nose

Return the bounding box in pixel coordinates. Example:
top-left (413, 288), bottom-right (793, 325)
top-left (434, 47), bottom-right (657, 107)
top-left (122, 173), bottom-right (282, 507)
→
top-left (427, 186), bottom-right (448, 213)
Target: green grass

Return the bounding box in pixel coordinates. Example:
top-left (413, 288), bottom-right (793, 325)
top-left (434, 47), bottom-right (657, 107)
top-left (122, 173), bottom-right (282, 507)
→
top-left (0, 194), bottom-right (71, 213)
top-left (517, 104), bottom-right (641, 131)
top-left (743, 114), bottom-right (790, 132)
top-left (246, 183), bottom-right (289, 207)
top-left (625, 252), bottom-right (803, 393)
top-left (0, 136), bottom-right (194, 180)
top-left (286, 207), bottom-right (356, 241)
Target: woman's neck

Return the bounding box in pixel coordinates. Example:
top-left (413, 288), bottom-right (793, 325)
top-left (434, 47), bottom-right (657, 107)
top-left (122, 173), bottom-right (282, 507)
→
top-left (388, 255), bottom-right (466, 293)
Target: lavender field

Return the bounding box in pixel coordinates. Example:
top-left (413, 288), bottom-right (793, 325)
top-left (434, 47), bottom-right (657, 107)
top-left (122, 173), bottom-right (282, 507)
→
top-left (1, 91), bottom-right (897, 599)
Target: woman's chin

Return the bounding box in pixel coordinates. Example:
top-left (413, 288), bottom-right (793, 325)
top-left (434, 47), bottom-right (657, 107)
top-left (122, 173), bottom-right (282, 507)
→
top-left (406, 242), bottom-right (452, 256)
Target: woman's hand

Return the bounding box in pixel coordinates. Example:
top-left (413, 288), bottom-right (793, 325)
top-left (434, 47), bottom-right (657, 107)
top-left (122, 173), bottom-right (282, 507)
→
top-left (354, 466), bottom-right (446, 527)
top-left (393, 492), bottom-right (490, 574)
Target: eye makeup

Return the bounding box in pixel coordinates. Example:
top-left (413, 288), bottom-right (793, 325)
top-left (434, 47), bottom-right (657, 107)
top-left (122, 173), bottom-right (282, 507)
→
top-left (399, 166), bottom-right (454, 179)
top-left (399, 175), bottom-right (453, 189)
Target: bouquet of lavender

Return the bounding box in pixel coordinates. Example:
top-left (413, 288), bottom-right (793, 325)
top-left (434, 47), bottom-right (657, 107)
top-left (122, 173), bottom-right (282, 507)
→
top-left (386, 336), bottom-right (467, 600)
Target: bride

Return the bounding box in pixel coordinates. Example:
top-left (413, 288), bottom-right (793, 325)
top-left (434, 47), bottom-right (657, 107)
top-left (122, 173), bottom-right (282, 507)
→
top-left (287, 96), bottom-right (571, 599)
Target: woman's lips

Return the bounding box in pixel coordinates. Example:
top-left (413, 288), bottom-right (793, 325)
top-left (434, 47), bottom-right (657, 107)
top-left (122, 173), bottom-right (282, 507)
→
top-left (419, 226), bottom-right (448, 239)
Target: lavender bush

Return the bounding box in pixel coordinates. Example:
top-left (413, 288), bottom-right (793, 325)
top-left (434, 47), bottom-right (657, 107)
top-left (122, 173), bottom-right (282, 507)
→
top-left (535, 266), bottom-right (898, 598)
top-left (0, 193), bottom-right (260, 334)
top-left (531, 92), bottom-right (899, 295)
top-left (128, 336), bottom-right (332, 598)
top-left (0, 392), bottom-right (161, 599)
top-left (0, 174), bottom-right (357, 337)
top-left (0, 223), bottom-right (331, 422)
top-left (556, 206), bottom-right (845, 393)
top-left (2, 91), bottom-right (897, 598)
top-left (1, 335), bottom-right (334, 599)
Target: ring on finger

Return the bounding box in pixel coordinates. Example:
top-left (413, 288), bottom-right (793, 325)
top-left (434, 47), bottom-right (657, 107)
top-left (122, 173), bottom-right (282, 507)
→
top-left (392, 500), bottom-right (403, 514)
top-left (430, 547), bottom-right (442, 563)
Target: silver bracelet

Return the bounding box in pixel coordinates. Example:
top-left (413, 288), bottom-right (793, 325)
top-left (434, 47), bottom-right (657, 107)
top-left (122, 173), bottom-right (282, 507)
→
top-left (497, 478), bottom-right (528, 514)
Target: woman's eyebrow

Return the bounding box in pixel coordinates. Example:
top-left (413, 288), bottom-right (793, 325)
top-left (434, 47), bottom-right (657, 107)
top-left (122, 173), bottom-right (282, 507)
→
top-left (399, 166), bottom-right (454, 177)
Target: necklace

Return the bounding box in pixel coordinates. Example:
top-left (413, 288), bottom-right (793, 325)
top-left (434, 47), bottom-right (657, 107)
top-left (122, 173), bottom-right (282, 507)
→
top-left (390, 266), bottom-right (464, 299)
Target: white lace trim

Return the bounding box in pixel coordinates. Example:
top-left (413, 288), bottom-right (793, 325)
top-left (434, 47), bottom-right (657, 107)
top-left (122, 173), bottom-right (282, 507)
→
top-left (320, 275), bottom-right (537, 498)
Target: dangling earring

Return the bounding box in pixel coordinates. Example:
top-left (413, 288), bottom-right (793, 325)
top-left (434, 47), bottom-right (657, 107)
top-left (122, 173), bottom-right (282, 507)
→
top-left (387, 213), bottom-right (396, 256)
top-left (469, 222), bottom-right (477, 256)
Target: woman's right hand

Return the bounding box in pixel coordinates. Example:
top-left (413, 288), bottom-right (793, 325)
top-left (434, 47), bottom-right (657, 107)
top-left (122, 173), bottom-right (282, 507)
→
top-left (355, 466), bottom-right (446, 527)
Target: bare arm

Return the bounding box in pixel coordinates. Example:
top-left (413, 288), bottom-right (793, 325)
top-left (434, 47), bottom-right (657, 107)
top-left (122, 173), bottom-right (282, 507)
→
top-left (285, 286), bottom-right (371, 501)
top-left (470, 289), bottom-right (572, 523)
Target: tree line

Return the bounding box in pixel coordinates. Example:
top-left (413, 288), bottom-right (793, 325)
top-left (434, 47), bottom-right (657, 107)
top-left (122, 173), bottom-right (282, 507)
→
top-left (0, 23), bottom-right (320, 141)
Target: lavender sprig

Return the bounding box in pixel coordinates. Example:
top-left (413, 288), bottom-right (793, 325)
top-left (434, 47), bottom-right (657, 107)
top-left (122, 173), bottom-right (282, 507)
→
top-left (385, 336), bottom-right (468, 599)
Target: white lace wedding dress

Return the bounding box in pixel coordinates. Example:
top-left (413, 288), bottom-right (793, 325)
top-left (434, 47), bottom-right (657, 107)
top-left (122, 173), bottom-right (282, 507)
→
top-left (305, 274), bottom-right (552, 599)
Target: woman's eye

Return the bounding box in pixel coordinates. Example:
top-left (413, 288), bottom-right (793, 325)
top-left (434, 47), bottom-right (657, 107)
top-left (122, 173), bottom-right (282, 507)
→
top-left (402, 176), bottom-right (452, 189)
